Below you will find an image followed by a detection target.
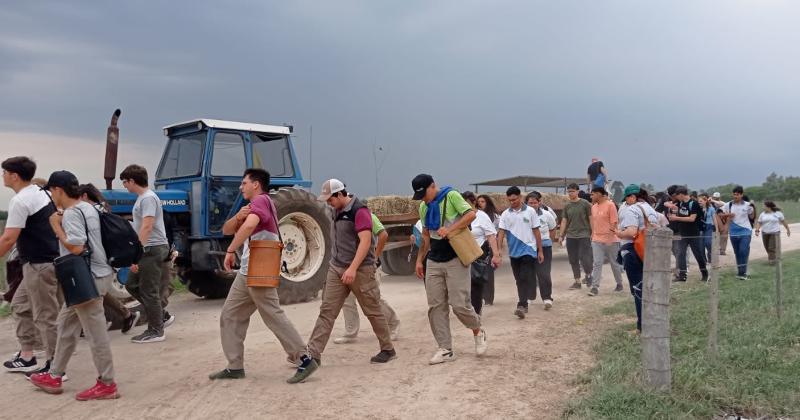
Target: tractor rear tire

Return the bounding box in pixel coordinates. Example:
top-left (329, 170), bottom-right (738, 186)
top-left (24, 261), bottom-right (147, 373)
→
top-left (271, 188), bottom-right (332, 305)
top-left (381, 246), bottom-right (416, 276)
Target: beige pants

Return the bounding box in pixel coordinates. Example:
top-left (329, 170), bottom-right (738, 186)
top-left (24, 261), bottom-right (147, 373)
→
top-left (307, 265), bottom-right (393, 359)
top-left (11, 263), bottom-right (62, 359)
top-left (220, 273), bottom-right (307, 370)
top-left (425, 259), bottom-right (481, 350)
top-left (339, 269), bottom-right (399, 338)
top-left (51, 274), bottom-right (115, 382)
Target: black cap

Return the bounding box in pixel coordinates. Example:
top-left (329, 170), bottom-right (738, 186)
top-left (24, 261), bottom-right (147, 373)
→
top-left (411, 174), bottom-right (434, 200)
top-left (43, 170), bottom-right (79, 191)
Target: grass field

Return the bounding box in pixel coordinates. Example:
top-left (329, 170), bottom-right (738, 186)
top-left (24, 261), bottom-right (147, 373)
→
top-left (565, 251), bottom-right (800, 419)
top-left (776, 201), bottom-right (800, 224)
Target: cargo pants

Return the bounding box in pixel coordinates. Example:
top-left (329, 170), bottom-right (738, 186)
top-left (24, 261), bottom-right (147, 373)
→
top-left (339, 269), bottom-right (399, 339)
top-left (220, 272), bottom-right (308, 370)
top-left (425, 258), bottom-right (482, 350)
top-left (307, 265), bottom-right (393, 360)
top-left (126, 245), bottom-right (169, 333)
top-left (51, 274), bottom-right (116, 383)
top-left (11, 263), bottom-right (62, 359)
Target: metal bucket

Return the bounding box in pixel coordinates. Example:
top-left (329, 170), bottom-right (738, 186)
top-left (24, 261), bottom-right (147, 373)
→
top-left (246, 240), bottom-right (284, 288)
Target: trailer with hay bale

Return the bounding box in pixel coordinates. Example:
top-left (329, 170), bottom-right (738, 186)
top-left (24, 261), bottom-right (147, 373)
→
top-left (365, 189), bottom-right (569, 276)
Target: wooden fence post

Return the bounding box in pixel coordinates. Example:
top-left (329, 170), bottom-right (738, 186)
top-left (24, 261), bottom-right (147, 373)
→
top-left (708, 230), bottom-right (720, 356)
top-left (776, 233), bottom-right (783, 319)
top-left (642, 227), bottom-right (673, 392)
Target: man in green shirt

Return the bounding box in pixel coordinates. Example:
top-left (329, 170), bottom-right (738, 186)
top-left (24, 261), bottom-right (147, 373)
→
top-left (412, 174), bottom-right (487, 365)
top-left (334, 213), bottom-right (400, 344)
top-left (558, 183), bottom-right (594, 289)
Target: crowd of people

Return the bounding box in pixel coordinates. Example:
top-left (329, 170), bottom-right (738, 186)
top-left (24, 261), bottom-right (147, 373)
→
top-left (0, 155), bottom-right (792, 401)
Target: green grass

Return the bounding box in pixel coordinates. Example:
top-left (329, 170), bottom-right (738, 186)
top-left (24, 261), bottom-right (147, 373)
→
top-left (565, 252), bottom-right (800, 419)
top-left (776, 201), bottom-right (800, 224)
top-left (171, 276), bottom-right (187, 294)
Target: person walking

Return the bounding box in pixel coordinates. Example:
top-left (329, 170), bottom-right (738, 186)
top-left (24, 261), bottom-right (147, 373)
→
top-left (29, 171), bottom-right (120, 400)
top-left (77, 183), bottom-right (141, 334)
top-left (586, 158), bottom-right (608, 191)
top-left (755, 201), bottom-right (791, 265)
top-left (525, 193), bottom-right (556, 307)
top-left (412, 174), bottom-right (487, 364)
top-left (209, 168), bottom-right (318, 383)
top-left (334, 212), bottom-right (400, 344)
top-left (588, 187), bottom-right (624, 296)
top-left (1, 157), bottom-right (61, 374)
top-left (720, 186), bottom-right (755, 280)
top-left (476, 194), bottom-right (500, 305)
top-left (299, 178), bottom-right (397, 381)
top-left (497, 187), bottom-right (544, 318)
top-left (119, 165), bottom-right (171, 343)
top-left (668, 187), bottom-right (709, 282)
top-left (710, 192), bottom-right (729, 255)
top-left (698, 193), bottom-right (719, 264)
top-left (462, 191), bottom-right (501, 316)
top-left (616, 185), bottom-right (659, 333)
top-left (559, 183), bottom-right (594, 289)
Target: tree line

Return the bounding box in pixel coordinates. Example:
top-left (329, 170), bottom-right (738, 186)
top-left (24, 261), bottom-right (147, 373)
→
top-left (704, 173), bottom-right (800, 202)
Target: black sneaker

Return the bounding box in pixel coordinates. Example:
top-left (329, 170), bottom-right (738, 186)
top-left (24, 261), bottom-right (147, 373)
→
top-left (3, 352), bottom-right (38, 373)
top-left (121, 311), bottom-right (141, 335)
top-left (370, 349), bottom-right (397, 364)
top-left (131, 329), bottom-right (165, 344)
top-left (614, 284), bottom-right (624, 292)
top-left (163, 311), bottom-right (176, 328)
top-left (701, 271), bottom-right (709, 282)
top-left (588, 287), bottom-right (599, 296)
top-left (514, 306), bottom-right (526, 319)
top-left (287, 355), bottom-right (320, 384)
top-left (209, 368), bottom-right (245, 380)
top-left (568, 282), bottom-right (582, 290)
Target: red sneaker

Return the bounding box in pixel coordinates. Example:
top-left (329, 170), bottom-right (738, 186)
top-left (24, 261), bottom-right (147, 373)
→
top-left (30, 372), bottom-right (63, 394)
top-left (76, 379), bottom-right (120, 401)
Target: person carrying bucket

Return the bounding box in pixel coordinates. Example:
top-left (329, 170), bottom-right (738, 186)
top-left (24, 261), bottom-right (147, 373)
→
top-left (209, 168), bottom-right (318, 383)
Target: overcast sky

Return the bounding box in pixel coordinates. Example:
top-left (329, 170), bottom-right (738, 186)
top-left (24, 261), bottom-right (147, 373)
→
top-left (2, 1), bottom-right (799, 207)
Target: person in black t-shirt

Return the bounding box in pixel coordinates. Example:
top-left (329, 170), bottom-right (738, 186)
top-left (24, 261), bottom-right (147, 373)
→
top-left (586, 158), bottom-right (608, 192)
top-left (668, 187), bottom-right (708, 282)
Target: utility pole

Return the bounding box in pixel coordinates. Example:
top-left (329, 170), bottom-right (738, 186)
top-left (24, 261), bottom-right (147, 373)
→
top-left (372, 140), bottom-right (388, 196)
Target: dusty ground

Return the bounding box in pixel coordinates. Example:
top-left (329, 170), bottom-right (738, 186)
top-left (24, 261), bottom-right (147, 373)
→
top-left (1, 226), bottom-right (797, 420)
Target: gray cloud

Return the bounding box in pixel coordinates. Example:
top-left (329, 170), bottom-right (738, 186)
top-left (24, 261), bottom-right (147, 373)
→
top-left (1, 0), bottom-right (799, 205)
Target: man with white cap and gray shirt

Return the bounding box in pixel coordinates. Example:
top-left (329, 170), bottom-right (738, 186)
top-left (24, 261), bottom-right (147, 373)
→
top-left (297, 179), bottom-right (396, 381)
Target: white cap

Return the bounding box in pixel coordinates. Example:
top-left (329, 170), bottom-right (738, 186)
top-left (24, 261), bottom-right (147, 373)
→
top-left (712, 192), bottom-right (721, 199)
top-left (318, 179), bottom-right (346, 201)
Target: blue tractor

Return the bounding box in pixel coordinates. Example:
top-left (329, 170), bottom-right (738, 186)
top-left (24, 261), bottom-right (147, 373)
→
top-left (102, 117), bottom-right (331, 303)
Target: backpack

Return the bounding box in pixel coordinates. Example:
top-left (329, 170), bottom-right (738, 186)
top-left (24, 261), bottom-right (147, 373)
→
top-left (726, 201), bottom-right (756, 228)
top-left (94, 206), bottom-right (143, 268)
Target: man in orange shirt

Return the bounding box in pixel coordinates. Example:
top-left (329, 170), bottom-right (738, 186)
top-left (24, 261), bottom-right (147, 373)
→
top-left (588, 187), bottom-right (623, 296)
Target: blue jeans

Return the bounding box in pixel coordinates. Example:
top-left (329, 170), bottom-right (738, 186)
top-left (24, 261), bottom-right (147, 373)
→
top-left (703, 227), bottom-right (713, 264)
top-left (729, 224), bottom-right (752, 276)
top-left (620, 243), bottom-right (643, 331)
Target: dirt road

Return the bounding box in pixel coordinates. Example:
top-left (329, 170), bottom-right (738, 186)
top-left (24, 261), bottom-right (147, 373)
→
top-left (1, 227), bottom-right (797, 419)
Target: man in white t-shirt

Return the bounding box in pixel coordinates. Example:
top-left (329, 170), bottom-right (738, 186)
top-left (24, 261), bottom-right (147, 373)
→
top-left (719, 186), bottom-right (755, 279)
top-left (497, 187), bottom-right (545, 318)
top-left (0, 157), bottom-right (61, 374)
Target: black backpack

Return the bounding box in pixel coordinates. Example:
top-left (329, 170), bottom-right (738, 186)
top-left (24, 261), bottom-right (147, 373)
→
top-left (94, 206), bottom-right (143, 268)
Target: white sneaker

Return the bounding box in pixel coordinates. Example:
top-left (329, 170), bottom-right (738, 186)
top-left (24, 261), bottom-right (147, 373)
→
top-left (544, 299), bottom-right (553, 310)
top-left (429, 348), bottom-right (456, 365)
top-left (474, 329), bottom-right (488, 356)
top-left (333, 336), bottom-right (357, 345)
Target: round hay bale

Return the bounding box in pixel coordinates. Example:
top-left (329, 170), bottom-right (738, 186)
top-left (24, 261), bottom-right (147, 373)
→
top-left (364, 195), bottom-right (420, 217)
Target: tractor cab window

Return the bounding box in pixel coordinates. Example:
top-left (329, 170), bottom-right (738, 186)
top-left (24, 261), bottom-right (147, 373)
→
top-left (208, 132), bottom-right (246, 233)
top-left (251, 133), bottom-right (295, 178)
top-left (157, 132), bottom-right (205, 179)
top-left (210, 132), bottom-right (246, 176)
